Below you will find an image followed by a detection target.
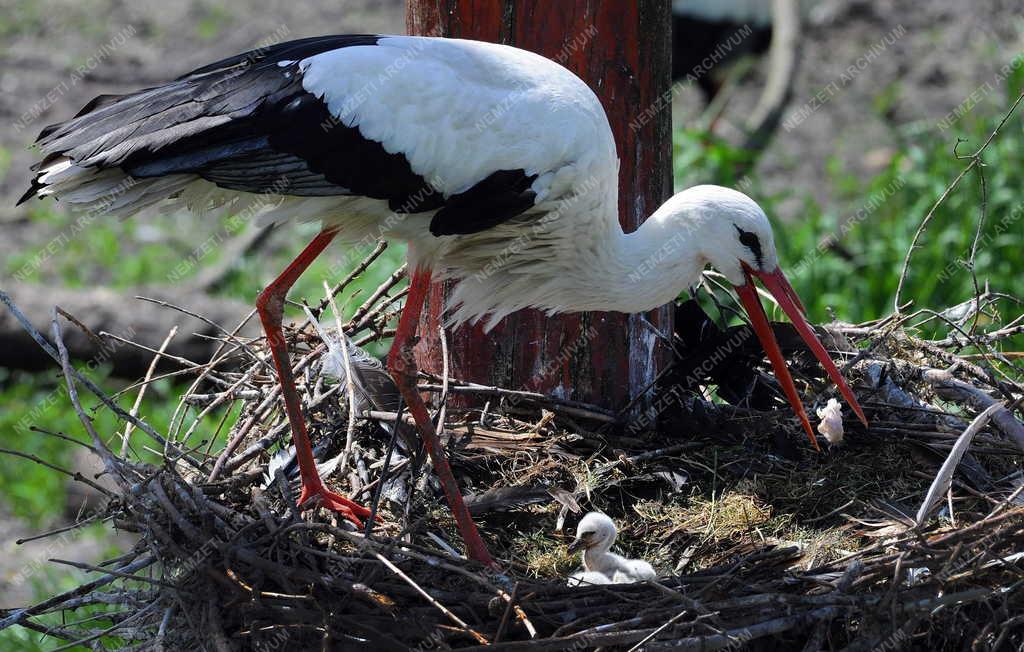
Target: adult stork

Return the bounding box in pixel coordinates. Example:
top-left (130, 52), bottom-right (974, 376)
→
top-left (20, 34), bottom-right (866, 567)
top-left (673, 0), bottom-right (774, 101)
top-left (672, 0), bottom-right (813, 102)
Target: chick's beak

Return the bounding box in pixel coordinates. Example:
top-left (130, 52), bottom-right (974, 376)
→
top-left (568, 537), bottom-right (588, 554)
top-left (733, 264), bottom-right (868, 450)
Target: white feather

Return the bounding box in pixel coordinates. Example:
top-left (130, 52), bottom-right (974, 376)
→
top-left (300, 37), bottom-right (613, 199)
top-left (816, 398), bottom-right (845, 445)
top-left (262, 445), bottom-right (295, 489)
top-left (611, 559), bottom-right (657, 583)
top-left (260, 444), bottom-right (347, 490)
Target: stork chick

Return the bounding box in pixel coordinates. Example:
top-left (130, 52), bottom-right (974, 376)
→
top-left (568, 512), bottom-right (656, 583)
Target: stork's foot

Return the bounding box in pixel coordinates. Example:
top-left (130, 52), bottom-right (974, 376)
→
top-left (298, 482), bottom-right (371, 526)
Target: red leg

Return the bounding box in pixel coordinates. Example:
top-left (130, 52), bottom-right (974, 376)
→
top-left (257, 228), bottom-right (370, 526)
top-left (387, 268), bottom-right (496, 567)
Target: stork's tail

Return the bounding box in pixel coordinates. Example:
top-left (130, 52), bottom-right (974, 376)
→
top-left (18, 156), bottom-right (191, 218)
top-left (16, 72), bottom-right (210, 215)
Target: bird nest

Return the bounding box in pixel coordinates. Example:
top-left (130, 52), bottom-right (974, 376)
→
top-left (1, 235), bottom-right (1023, 651)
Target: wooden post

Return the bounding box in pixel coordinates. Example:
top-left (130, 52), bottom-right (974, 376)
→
top-left (407, 1), bottom-right (674, 412)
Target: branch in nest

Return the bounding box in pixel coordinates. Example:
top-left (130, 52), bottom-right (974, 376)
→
top-left (922, 366), bottom-right (1024, 454)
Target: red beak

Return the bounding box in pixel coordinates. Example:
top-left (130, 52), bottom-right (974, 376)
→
top-left (733, 264), bottom-right (868, 450)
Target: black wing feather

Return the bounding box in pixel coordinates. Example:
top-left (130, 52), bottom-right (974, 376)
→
top-left (22, 34), bottom-right (540, 232)
top-left (179, 34), bottom-right (380, 79)
top-left (430, 170), bottom-right (538, 236)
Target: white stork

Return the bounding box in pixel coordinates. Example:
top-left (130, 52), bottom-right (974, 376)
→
top-left (672, 0), bottom-right (815, 101)
top-left (673, 0), bottom-right (775, 100)
top-left (20, 34), bottom-right (866, 568)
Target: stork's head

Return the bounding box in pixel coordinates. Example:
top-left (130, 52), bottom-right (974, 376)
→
top-left (657, 185), bottom-right (867, 449)
top-left (567, 512), bottom-right (617, 555)
top-left (671, 185), bottom-right (781, 286)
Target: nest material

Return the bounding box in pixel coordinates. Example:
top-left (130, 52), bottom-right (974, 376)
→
top-left (1, 241), bottom-right (1023, 651)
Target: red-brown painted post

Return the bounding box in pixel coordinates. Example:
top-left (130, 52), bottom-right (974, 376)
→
top-left (407, 1), bottom-right (674, 412)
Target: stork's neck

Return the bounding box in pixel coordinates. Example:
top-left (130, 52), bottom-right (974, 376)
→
top-left (590, 216), bottom-right (704, 313)
top-left (583, 539), bottom-right (614, 571)
top-left (436, 197), bottom-right (711, 327)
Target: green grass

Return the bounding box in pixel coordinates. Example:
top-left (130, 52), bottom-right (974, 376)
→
top-left (0, 1), bottom-right (47, 39)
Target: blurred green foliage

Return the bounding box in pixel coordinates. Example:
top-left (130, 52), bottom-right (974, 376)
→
top-left (194, 2), bottom-right (232, 41)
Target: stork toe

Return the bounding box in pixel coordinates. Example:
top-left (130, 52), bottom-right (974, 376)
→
top-left (298, 484), bottom-right (372, 526)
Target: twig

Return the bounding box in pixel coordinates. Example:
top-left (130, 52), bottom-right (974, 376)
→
top-left (52, 309), bottom-right (130, 493)
top-left (135, 295), bottom-right (267, 372)
top-left (371, 550), bottom-right (490, 645)
top-left (741, 0), bottom-right (800, 154)
top-left (346, 263), bottom-right (407, 330)
top-left (417, 382), bottom-right (617, 423)
top-left (0, 291), bottom-right (203, 470)
top-left (319, 283), bottom-right (358, 477)
top-left (922, 366), bottom-right (1024, 454)
top-left (438, 324), bottom-right (450, 430)
top-left (50, 602), bottom-right (158, 652)
top-left (122, 325), bottom-right (178, 456)
top-left (15, 512), bottom-right (108, 545)
top-left (0, 555), bottom-right (155, 631)
top-left (0, 447), bottom-right (115, 499)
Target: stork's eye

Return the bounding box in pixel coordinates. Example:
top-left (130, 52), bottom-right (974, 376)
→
top-left (737, 229), bottom-right (761, 248)
top-left (735, 226), bottom-right (765, 268)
